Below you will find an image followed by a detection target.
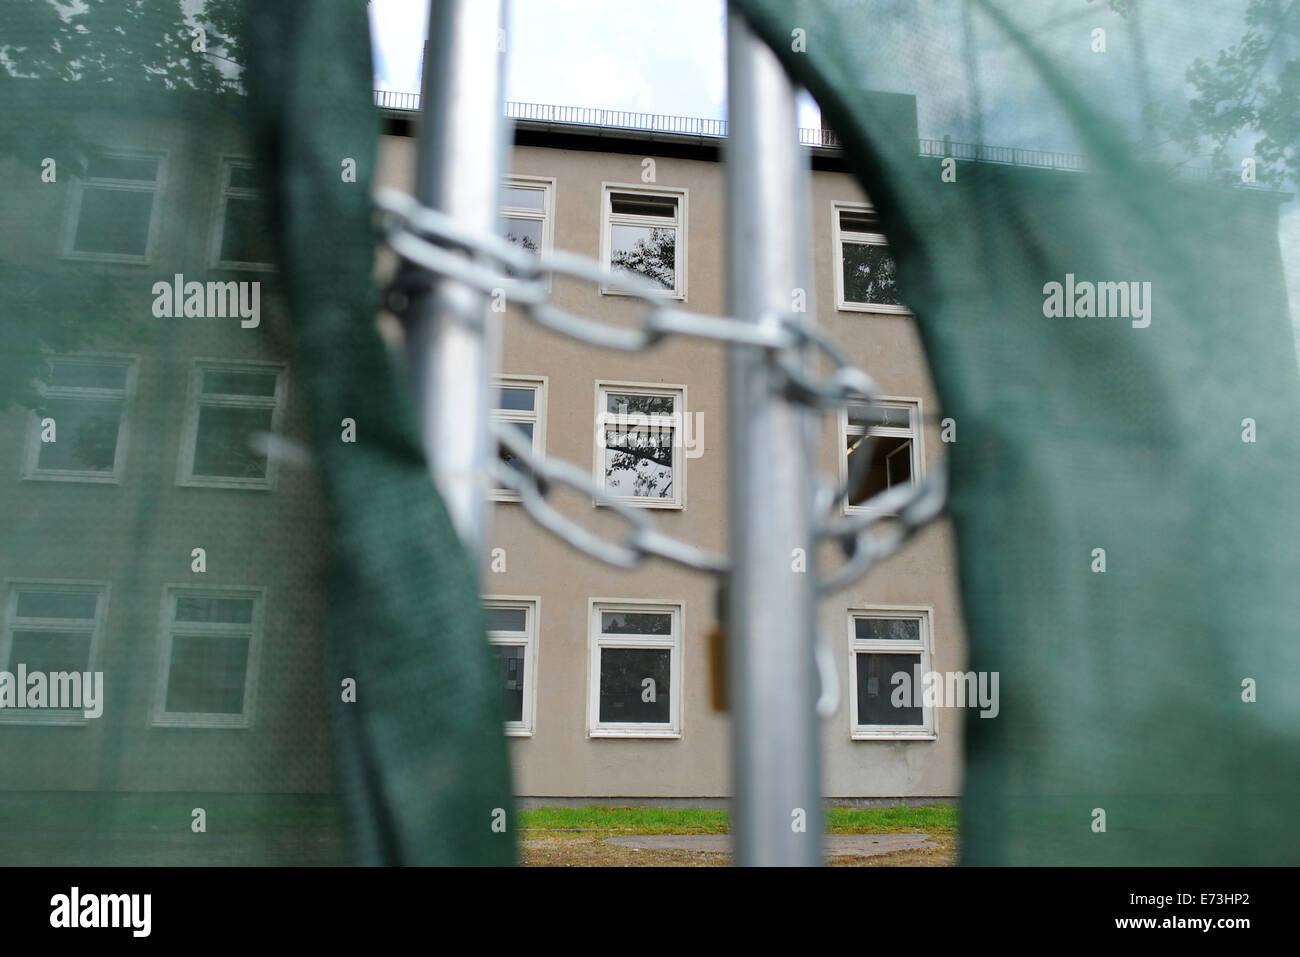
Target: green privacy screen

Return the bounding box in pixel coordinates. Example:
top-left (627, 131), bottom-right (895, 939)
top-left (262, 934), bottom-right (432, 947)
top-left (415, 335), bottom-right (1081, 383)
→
top-left (0, 1), bottom-right (512, 865)
top-left (734, 0), bottom-right (1300, 863)
top-left (3, 0), bottom-right (1296, 869)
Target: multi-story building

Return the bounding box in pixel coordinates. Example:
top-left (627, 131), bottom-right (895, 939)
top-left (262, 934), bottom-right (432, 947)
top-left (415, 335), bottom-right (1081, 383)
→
top-left (0, 86), bottom-right (337, 807)
top-left (0, 81), bottom-right (964, 845)
top-left (376, 94), bottom-right (968, 805)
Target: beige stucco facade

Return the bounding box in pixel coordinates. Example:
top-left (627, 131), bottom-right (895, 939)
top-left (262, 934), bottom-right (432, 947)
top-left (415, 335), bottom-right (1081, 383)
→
top-left (0, 95), bottom-right (965, 803)
top-left (0, 104), bottom-right (335, 794)
top-left (378, 125), bottom-right (968, 800)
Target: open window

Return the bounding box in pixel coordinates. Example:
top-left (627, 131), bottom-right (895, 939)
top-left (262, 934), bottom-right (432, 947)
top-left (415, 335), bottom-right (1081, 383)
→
top-left (62, 151), bottom-right (165, 263)
top-left (841, 398), bottom-right (923, 512)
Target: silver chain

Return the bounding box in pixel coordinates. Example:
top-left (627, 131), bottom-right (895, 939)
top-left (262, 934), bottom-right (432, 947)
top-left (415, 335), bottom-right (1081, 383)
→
top-left (376, 187), bottom-right (946, 584)
top-left (817, 462), bottom-right (948, 594)
top-left (493, 420), bottom-right (729, 573)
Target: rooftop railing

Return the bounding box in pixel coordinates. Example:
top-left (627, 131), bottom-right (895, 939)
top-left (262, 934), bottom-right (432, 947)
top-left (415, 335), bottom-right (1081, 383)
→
top-left (374, 91), bottom-right (1259, 183)
top-left (918, 136), bottom-right (1085, 171)
top-left (376, 90), bottom-right (843, 146)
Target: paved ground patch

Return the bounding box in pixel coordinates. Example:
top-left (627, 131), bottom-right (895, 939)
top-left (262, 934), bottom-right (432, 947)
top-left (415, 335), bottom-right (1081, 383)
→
top-left (521, 831), bottom-right (953, 866)
top-left (605, 833), bottom-right (937, 856)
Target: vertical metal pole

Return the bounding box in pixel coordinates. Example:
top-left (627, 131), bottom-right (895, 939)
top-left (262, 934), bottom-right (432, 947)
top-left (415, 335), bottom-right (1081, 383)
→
top-left (724, 10), bottom-right (822, 865)
top-left (405, 0), bottom-right (508, 564)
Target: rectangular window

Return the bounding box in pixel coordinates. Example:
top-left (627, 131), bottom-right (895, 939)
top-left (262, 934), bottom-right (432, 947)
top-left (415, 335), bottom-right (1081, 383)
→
top-left (842, 397), bottom-right (923, 512)
top-left (499, 176), bottom-right (554, 262)
top-left (490, 376), bottom-right (546, 502)
top-left (601, 184), bottom-right (687, 299)
top-left (179, 360), bottom-right (286, 490)
top-left (848, 607), bottom-right (936, 739)
top-left (588, 600), bottom-right (682, 738)
top-left (595, 383), bottom-right (684, 508)
top-left (24, 356), bottom-right (135, 483)
top-left (0, 581), bottom-right (108, 725)
top-left (484, 596), bottom-right (539, 736)
top-left (833, 202), bottom-right (905, 313)
top-left (62, 151), bottom-right (164, 262)
top-left (211, 159), bottom-right (275, 270)
top-left (153, 586), bottom-right (263, 728)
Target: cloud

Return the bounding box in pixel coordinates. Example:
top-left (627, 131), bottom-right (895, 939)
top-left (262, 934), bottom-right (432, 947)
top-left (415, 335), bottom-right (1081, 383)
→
top-left (505, 0), bottom-right (726, 116)
top-left (367, 0), bottom-right (1291, 330)
top-left (369, 0), bottom-right (427, 92)
top-left (369, 0), bottom-right (731, 119)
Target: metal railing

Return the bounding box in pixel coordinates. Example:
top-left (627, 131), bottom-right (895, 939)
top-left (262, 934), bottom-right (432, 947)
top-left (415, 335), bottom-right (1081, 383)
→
top-left (376, 89), bottom-right (423, 111)
top-left (506, 100), bottom-right (728, 137)
top-left (376, 90), bottom-right (1261, 183)
top-left (375, 89), bottom-right (1091, 167)
top-left (918, 136), bottom-right (1085, 171)
top-left (376, 89), bottom-right (842, 147)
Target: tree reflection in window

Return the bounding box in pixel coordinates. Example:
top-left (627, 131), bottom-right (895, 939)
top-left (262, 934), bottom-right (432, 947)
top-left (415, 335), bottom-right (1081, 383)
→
top-left (602, 392), bottom-right (676, 499)
top-left (610, 226), bottom-right (675, 290)
top-left (842, 241), bottom-right (901, 306)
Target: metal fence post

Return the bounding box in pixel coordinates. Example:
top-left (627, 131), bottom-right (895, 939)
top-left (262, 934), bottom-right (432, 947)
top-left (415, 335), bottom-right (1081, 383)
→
top-left (404, 0), bottom-right (508, 565)
top-left (725, 11), bottom-right (823, 866)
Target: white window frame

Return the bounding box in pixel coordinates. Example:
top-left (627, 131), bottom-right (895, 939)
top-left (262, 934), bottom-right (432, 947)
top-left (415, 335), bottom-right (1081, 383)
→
top-left (599, 182), bottom-right (688, 300)
top-left (847, 604), bottom-right (936, 740)
top-left (22, 354), bottom-right (137, 484)
top-left (210, 156), bottom-right (276, 272)
top-left (484, 595), bottom-right (540, 736)
top-left (178, 358), bottom-right (288, 491)
top-left (61, 150), bottom-right (167, 264)
top-left (832, 200), bottom-right (908, 314)
top-left (593, 380), bottom-right (686, 510)
top-left (839, 396), bottom-right (925, 515)
top-left (500, 174), bottom-right (555, 269)
top-left (0, 579), bottom-right (109, 726)
top-left (587, 598), bottom-right (683, 739)
top-left (490, 375), bottom-right (547, 503)
top-left (151, 584), bottom-right (265, 729)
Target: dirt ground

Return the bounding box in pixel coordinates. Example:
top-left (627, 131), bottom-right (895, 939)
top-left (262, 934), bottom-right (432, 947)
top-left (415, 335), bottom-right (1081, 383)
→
top-left (520, 832), bottom-right (956, 866)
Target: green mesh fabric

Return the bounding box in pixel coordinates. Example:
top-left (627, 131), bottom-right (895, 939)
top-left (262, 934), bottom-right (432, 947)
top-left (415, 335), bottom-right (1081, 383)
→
top-left (0, 0), bottom-right (513, 865)
top-left (242, 0), bottom-right (514, 867)
top-left (734, 0), bottom-right (1300, 864)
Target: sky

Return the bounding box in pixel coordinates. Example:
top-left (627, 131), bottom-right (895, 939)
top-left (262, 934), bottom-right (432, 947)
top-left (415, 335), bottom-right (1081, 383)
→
top-left (368, 0), bottom-right (820, 128)
top-left (368, 0), bottom-right (1297, 330)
